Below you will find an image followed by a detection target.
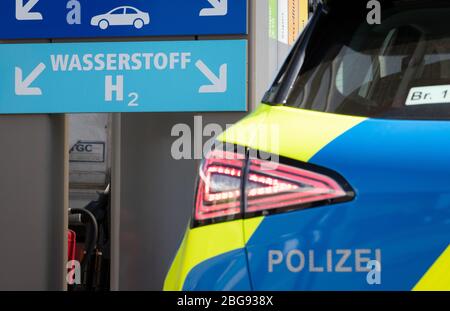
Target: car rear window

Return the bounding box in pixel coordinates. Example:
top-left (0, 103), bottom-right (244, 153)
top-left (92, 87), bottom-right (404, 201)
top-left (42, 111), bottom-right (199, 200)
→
top-left (263, 0), bottom-right (450, 120)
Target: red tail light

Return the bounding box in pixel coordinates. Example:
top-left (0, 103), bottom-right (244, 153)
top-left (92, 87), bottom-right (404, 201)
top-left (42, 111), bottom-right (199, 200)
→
top-left (246, 159), bottom-right (347, 213)
top-left (195, 150), bottom-right (245, 221)
top-left (194, 149), bottom-right (353, 227)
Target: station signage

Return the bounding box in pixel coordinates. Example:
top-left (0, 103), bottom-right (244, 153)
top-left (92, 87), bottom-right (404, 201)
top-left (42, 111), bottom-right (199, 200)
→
top-left (0, 0), bottom-right (247, 39)
top-left (0, 40), bottom-right (247, 113)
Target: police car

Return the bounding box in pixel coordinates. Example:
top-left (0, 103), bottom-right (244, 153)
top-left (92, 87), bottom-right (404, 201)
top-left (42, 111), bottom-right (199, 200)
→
top-left (165, 0), bottom-right (450, 290)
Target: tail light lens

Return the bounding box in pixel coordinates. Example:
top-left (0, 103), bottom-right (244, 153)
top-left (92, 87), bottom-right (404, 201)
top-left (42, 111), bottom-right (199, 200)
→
top-left (194, 149), bottom-right (353, 227)
top-left (195, 150), bottom-right (245, 222)
top-left (246, 159), bottom-right (348, 213)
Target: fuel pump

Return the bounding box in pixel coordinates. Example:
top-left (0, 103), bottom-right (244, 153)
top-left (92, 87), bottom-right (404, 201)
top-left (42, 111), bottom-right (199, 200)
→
top-left (68, 184), bottom-right (110, 291)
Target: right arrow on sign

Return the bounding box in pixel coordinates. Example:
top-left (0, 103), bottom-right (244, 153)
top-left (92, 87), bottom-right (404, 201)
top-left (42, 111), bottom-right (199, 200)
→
top-left (15, 63), bottom-right (46, 96)
top-left (15, 0), bottom-right (43, 21)
top-left (200, 0), bottom-right (228, 16)
top-left (196, 60), bottom-right (227, 94)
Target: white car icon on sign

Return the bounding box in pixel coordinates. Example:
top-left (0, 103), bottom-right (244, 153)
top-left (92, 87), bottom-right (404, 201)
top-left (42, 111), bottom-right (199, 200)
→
top-left (91, 6), bottom-right (150, 30)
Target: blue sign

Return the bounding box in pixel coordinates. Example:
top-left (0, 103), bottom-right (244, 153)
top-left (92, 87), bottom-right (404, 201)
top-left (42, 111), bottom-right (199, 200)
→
top-left (0, 0), bottom-right (247, 39)
top-left (0, 40), bottom-right (247, 113)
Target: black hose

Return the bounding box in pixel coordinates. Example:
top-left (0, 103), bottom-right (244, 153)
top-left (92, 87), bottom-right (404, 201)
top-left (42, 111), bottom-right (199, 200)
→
top-left (69, 207), bottom-right (99, 289)
top-left (69, 208), bottom-right (99, 252)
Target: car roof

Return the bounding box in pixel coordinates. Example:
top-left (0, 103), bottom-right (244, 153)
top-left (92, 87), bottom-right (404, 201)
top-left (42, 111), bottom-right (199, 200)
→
top-left (113, 6), bottom-right (139, 10)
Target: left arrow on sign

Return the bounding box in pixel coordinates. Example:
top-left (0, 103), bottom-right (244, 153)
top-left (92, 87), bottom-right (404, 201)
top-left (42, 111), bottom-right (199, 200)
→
top-left (15, 63), bottom-right (46, 96)
top-left (200, 0), bottom-right (228, 17)
top-left (196, 60), bottom-right (227, 93)
top-left (16, 0), bottom-right (43, 21)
